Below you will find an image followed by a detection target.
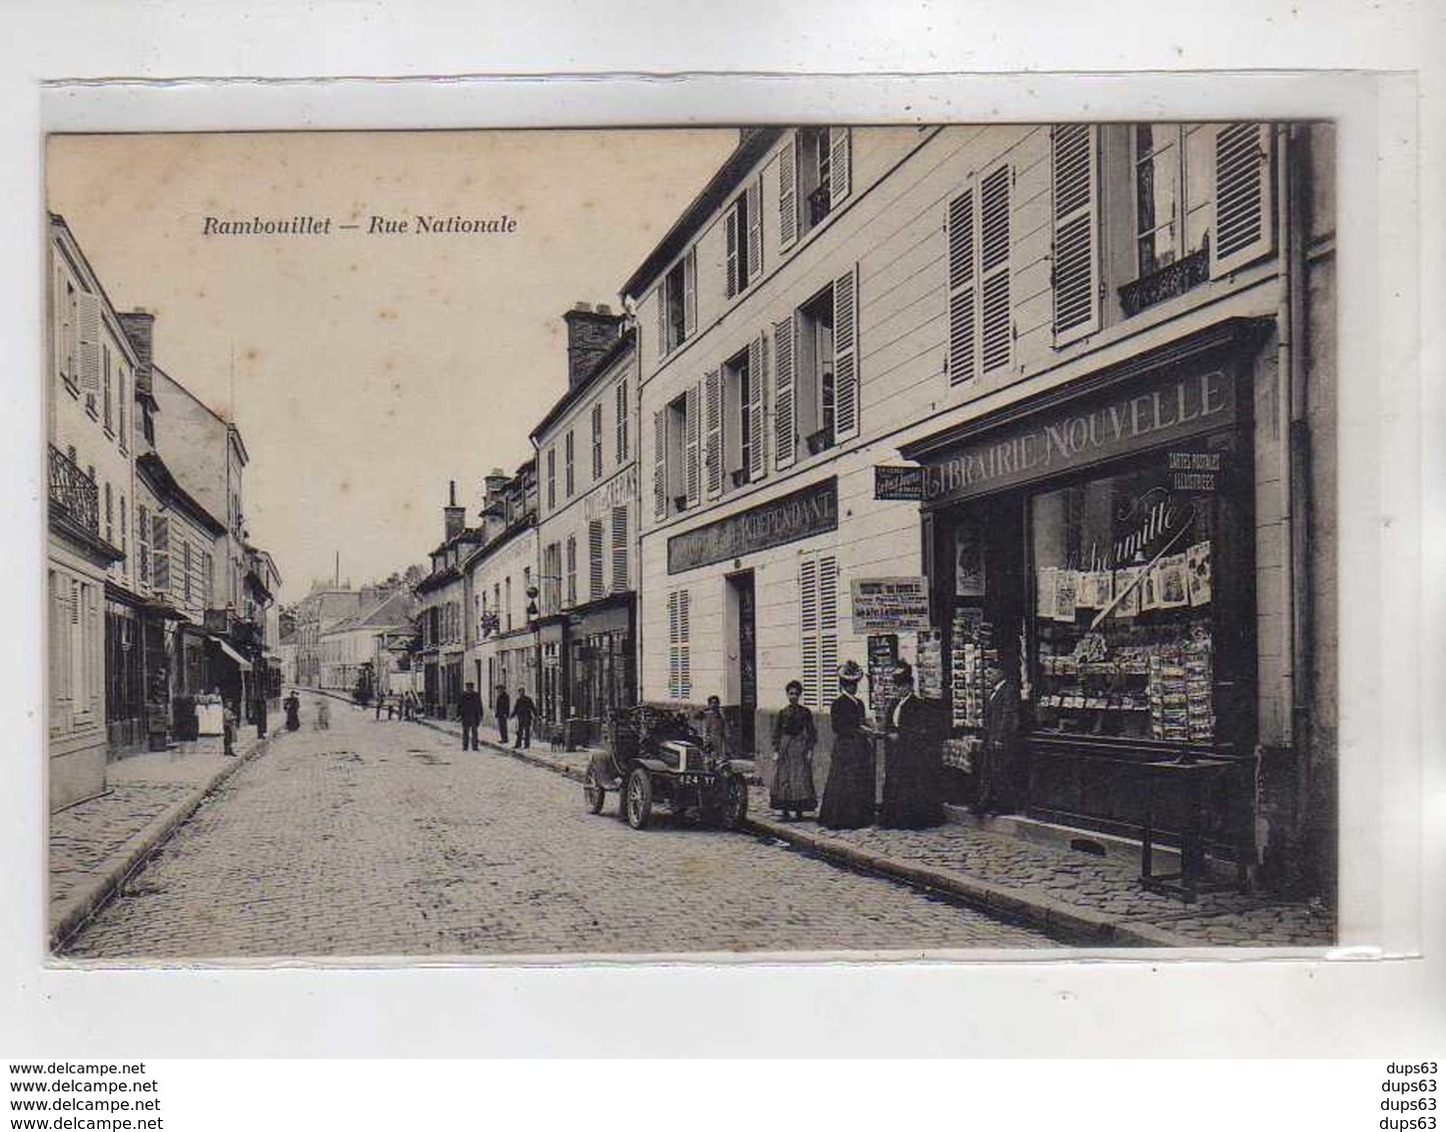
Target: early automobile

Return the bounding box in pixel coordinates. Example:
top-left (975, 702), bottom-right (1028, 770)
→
top-left (585, 705), bottom-right (752, 831)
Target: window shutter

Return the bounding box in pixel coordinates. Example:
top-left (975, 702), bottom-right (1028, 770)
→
top-left (748, 334), bottom-right (767, 483)
top-left (589, 519), bottom-right (605, 600)
top-left (592, 403), bottom-right (603, 479)
top-left (652, 409), bottom-right (666, 519)
top-left (800, 556), bottom-right (820, 708)
top-left (773, 315), bottom-right (796, 470)
top-left (78, 291), bottom-right (100, 392)
top-left (1212, 123), bottom-right (1274, 276)
top-left (979, 164), bottom-right (1013, 374)
top-left (616, 380), bottom-right (628, 464)
top-left (819, 554), bottom-right (839, 706)
top-left (703, 367), bottom-right (723, 499)
top-left (779, 136), bottom-right (798, 252)
top-left (946, 187), bottom-right (977, 384)
top-left (679, 588), bottom-right (691, 699)
top-left (725, 207), bottom-right (740, 299)
top-left (611, 505), bottom-right (629, 592)
top-left (684, 382), bottom-right (701, 508)
top-left (668, 590), bottom-right (680, 698)
top-left (683, 248), bottom-right (697, 337)
top-left (137, 504), bottom-right (151, 586)
top-left (746, 176), bottom-right (763, 282)
top-left (833, 265), bottom-right (860, 442)
top-left (1051, 124), bottom-right (1101, 342)
top-left (654, 285), bottom-right (666, 359)
top-left (152, 514), bottom-right (170, 594)
top-left (829, 127), bottom-right (852, 205)
top-left (566, 535), bottom-right (577, 607)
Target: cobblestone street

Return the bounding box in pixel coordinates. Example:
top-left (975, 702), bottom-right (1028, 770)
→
top-left (63, 696), bottom-right (1052, 958)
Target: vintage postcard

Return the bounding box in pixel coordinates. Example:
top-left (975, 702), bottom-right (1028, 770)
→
top-left (44, 121), bottom-right (1340, 962)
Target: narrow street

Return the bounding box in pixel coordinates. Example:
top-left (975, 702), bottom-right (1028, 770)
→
top-left (63, 694), bottom-right (1052, 957)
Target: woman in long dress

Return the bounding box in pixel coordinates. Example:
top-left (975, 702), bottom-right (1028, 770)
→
top-left (880, 661), bottom-right (944, 829)
top-left (770, 680), bottom-right (817, 821)
top-left (818, 660), bottom-right (878, 830)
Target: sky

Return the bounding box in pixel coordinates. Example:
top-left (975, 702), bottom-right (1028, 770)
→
top-left (47, 129), bottom-right (735, 603)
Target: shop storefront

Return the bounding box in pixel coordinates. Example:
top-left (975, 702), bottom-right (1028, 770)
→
top-left (903, 323), bottom-right (1265, 850)
top-left (565, 597), bottom-right (634, 747)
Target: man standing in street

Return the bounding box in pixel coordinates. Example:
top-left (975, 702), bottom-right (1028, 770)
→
top-left (494, 684), bottom-right (511, 746)
top-left (975, 663), bottom-right (1022, 815)
top-left (458, 681), bottom-right (484, 751)
top-left (511, 686), bottom-right (535, 750)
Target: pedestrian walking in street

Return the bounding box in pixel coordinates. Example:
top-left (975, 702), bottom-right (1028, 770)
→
top-left (458, 681), bottom-right (485, 751)
top-left (494, 685), bottom-right (511, 746)
top-left (222, 699), bottom-right (237, 757)
top-left (818, 660), bottom-right (878, 830)
top-left (315, 698), bottom-right (331, 731)
top-left (880, 662), bottom-right (944, 829)
top-left (283, 690), bottom-right (301, 732)
top-left (700, 695), bottom-right (731, 761)
top-left (253, 687), bottom-right (268, 741)
top-left (769, 680), bottom-right (817, 821)
top-left (974, 663), bottom-right (1022, 815)
top-left (511, 687), bottom-right (535, 749)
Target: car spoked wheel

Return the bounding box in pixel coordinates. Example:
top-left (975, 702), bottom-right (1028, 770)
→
top-left (584, 767), bottom-right (606, 814)
top-left (721, 774), bottom-right (748, 829)
top-left (625, 767), bottom-right (653, 830)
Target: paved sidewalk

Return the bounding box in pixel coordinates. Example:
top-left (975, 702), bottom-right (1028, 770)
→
top-left (412, 711), bottom-right (1335, 949)
top-left (48, 727), bottom-right (271, 949)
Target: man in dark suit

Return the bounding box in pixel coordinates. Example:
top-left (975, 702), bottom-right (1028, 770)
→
top-left (511, 686), bottom-right (536, 750)
top-left (494, 685), bottom-right (511, 745)
top-left (975, 664), bottom-right (1022, 814)
top-left (458, 681), bottom-right (485, 751)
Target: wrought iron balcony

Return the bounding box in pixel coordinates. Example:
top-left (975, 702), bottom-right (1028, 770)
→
top-left (1119, 247), bottom-right (1211, 318)
top-left (48, 444), bottom-right (98, 532)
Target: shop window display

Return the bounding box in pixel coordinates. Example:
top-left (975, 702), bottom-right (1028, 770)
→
top-left (1030, 458), bottom-right (1219, 746)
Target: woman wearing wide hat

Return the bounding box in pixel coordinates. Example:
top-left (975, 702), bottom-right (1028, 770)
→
top-left (818, 660), bottom-right (879, 830)
top-left (880, 661), bottom-right (944, 829)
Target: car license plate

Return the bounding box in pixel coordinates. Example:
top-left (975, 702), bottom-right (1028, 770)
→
top-left (678, 773), bottom-right (701, 786)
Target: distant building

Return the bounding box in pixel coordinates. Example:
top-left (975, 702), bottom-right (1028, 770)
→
top-left (529, 304), bottom-right (639, 745)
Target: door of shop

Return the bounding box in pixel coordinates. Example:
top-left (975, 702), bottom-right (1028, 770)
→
top-left (728, 571), bottom-right (757, 754)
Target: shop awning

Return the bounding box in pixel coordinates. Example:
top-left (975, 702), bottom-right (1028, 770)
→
top-left (212, 638), bottom-right (253, 672)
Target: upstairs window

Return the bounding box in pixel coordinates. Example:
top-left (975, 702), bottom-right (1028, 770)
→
top-left (1051, 125), bottom-right (1102, 344)
top-left (774, 267), bottom-right (859, 469)
top-left (564, 430), bottom-right (575, 498)
top-left (546, 446), bottom-right (556, 511)
top-left (565, 535), bottom-right (577, 608)
top-left (1121, 122), bottom-right (1274, 317)
top-left (654, 388), bottom-right (699, 517)
top-left (709, 339), bottom-right (765, 496)
top-left (725, 179), bottom-right (763, 298)
top-left (780, 128), bottom-right (851, 252)
top-left (656, 248), bottom-right (697, 357)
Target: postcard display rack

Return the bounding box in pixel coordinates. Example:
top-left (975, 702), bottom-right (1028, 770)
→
top-left (943, 606), bottom-right (995, 772)
top-left (1032, 538), bottom-right (1215, 746)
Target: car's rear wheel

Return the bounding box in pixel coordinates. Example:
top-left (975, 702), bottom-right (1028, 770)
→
top-left (720, 774), bottom-right (749, 829)
top-left (584, 767), bottom-right (606, 814)
top-left (625, 767), bottom-right (653, 830)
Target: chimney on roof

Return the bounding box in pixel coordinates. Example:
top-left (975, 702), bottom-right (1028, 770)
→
top-left (483, 468), bottom-right (509, 511)
top-left (562, 302), bottom-right (625, 389)
top-left (117, 311), bottom-right (155, 399)
top-left (444, 479), bottom-right (466, 541)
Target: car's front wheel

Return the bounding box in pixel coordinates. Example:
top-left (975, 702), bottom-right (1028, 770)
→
top-left (584, 766), bottom-right (606, 814)
top-left (625, 767), bottom-right (653, 830)
top-left (720, 774), bottom-right (749, 829)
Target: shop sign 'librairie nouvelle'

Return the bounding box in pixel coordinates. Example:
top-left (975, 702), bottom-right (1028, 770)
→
top-left (667, 477), bottom-right (838, 574)
top-left (921, 369), bottom-right (1236, 507)
top-left (851, 577), bottom-right (931, 634)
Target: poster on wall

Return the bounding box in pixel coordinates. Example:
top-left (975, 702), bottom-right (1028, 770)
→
top-left (1186, 540), bottom-right (1213, 606)
top-left (954, 523), bottom-right (986, 597)
top-left (915, 630), bottom-right (944, 699)
top-left (866, 633), bottom-right (900, 722)
top-left (851, 577), bottom-right (931, 634)
top-left (1157, 553), bottom-right (1189, 609)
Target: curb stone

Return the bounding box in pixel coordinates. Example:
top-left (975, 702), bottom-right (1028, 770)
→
top-left (49, 733), bottom-right (273, 954)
